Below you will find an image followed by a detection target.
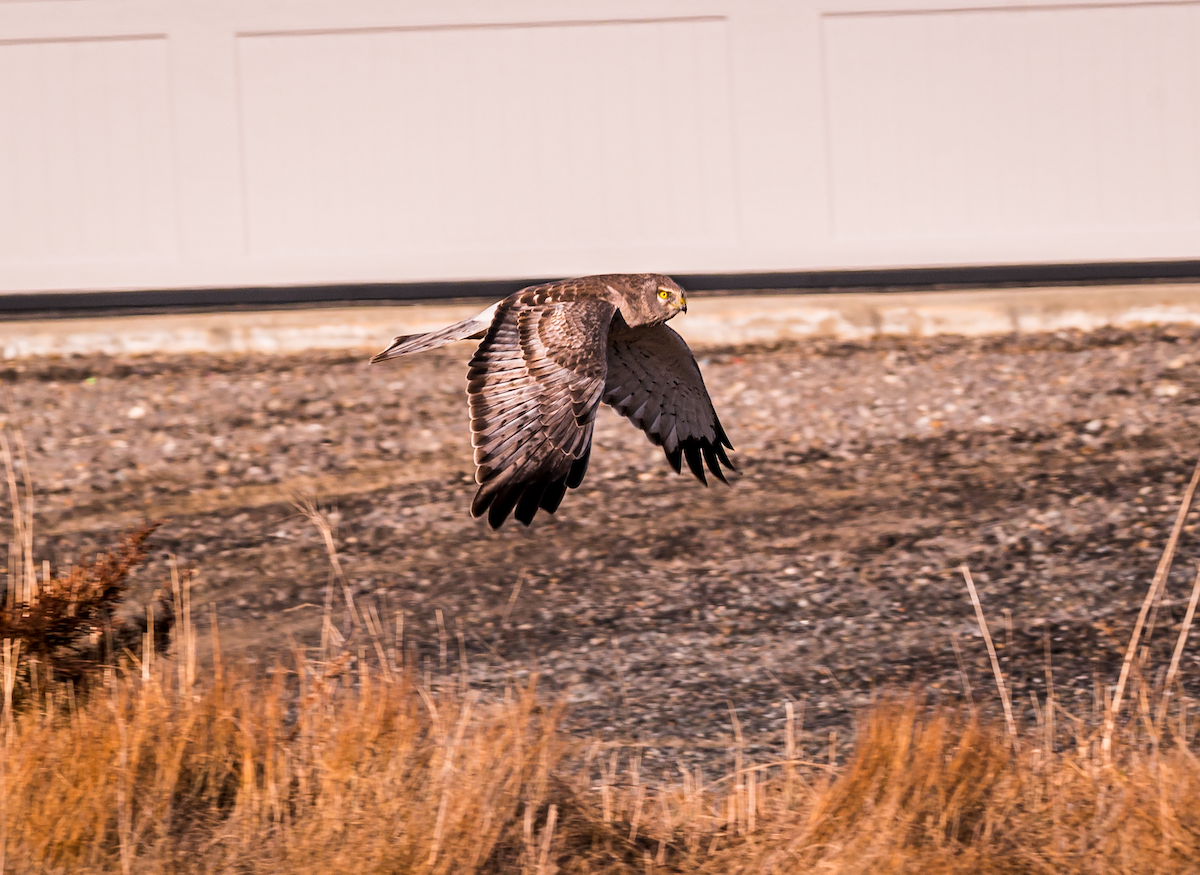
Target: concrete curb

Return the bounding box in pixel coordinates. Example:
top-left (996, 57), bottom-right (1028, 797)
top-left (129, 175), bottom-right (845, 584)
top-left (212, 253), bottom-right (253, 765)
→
top-left (3, 283), bottom-right (1200, 359)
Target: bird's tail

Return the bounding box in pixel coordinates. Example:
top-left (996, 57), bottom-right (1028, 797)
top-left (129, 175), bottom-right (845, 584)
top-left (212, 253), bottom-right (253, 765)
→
top-left (370, 304), bottom-right (498, 363)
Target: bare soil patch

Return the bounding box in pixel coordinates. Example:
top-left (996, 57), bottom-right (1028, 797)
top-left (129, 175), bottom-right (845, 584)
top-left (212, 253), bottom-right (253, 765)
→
top-left (5, 324), bottom-right (1200, 767)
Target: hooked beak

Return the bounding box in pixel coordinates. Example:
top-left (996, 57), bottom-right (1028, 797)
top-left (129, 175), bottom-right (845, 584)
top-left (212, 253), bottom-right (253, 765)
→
top-left (681, 296), bottom-right (688, 314)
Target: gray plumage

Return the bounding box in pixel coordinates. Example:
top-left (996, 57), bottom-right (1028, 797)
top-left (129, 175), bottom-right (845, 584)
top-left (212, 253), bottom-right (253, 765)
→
top-left (371, 273), bottom-right (734, 528)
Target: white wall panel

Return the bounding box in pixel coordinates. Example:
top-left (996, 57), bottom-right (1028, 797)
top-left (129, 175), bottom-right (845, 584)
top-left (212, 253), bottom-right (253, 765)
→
top-left (0, 0), bottom-right (1198, 295)
top-left (236, 18), bottom-right (737, 258)
top-left (823, 3), bottom-right (1200, 241)
top-left (0, 36), bottom-right (176, 266)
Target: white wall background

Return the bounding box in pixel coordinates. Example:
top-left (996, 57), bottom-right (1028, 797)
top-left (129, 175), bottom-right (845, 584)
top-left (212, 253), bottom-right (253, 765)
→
top-left (1, 0), bottom-right (1199, 294)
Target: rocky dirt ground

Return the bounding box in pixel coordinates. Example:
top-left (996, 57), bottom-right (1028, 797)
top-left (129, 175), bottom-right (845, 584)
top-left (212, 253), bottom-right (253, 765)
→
top-left (4, 319), bottom-right (1200, 768)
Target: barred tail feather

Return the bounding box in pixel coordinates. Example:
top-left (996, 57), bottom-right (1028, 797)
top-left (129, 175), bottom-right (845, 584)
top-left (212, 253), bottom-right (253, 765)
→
top-left (371, 304), bottom-right (498, 363)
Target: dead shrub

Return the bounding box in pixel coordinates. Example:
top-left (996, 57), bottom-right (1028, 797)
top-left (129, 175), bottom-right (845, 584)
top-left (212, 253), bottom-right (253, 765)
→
top-left (1, 523), bottom-right (170, 691)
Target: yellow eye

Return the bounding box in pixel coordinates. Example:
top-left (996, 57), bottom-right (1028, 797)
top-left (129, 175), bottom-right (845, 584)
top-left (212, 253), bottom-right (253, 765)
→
top-left (658, 289), bottom-right (670, 300)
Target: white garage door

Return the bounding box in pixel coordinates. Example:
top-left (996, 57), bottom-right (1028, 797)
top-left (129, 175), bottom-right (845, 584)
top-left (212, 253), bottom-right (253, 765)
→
top-left (2, 0), bottom-right (1199, 294)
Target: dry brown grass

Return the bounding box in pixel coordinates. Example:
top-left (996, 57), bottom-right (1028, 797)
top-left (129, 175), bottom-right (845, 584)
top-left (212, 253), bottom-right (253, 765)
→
top-left (4, 429), bottom-right (1200, 873)
top-left (3, 654), bottom-right (1200, 874)
top-left (2, 655), bottom-right (571, 874)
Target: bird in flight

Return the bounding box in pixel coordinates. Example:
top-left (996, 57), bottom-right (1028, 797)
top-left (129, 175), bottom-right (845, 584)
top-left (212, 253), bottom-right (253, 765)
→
top-left (372, 274), bottom-right (734, 528)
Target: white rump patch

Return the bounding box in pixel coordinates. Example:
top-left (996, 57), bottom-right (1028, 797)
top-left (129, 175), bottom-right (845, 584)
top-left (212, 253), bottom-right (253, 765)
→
top-left (473, 303), bottom-right (499, 326)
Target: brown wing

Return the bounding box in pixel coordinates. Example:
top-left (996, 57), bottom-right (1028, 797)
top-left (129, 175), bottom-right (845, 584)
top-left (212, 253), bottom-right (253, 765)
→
top-left (603, 322), bottom-right (735, 484)
top-left (467, 282), bottom-right (619, 528)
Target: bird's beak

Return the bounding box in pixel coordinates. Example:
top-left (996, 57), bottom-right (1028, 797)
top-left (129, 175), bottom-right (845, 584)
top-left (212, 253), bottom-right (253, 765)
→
top-left (681, 296), bottom-right (688, 314)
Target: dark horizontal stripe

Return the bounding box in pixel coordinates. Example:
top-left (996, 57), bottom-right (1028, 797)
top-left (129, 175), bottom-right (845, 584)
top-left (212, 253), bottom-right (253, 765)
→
top-left (678, 260), bottom-right (1200, 293)
top-left (3, 260), bottom-right (1200, 317)
top-left (0, 279), bottom-right (546, 318)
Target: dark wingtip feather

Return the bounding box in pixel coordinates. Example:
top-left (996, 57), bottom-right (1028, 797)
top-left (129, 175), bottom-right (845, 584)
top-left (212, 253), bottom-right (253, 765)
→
top-left (470, 486), bottom-right (493, 519)
top-left (487, 486), bottom-right (523, 529)
top-left (683, 444), bottom-right (707, 485)
top-left (702, 443), bottom-right (728, 483)
top-left (665, 446), bottom-right (683, 474)
top-left (476, 478), bottom-right (524, 530)
top-left (714, 441), bottom-right (737, 472)
top-left (539, 478), bottom-right (568, 513)
top-left (514, 482), bottom-right (547, 526)
top-left (566, 447), bottom-right (591, 489)
top-left (715, 419), bottom-right (734, 451)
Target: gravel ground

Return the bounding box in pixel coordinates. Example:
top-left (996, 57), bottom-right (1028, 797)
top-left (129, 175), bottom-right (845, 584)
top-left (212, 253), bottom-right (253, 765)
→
top-left (4, 322), bottom-right (1200, 768)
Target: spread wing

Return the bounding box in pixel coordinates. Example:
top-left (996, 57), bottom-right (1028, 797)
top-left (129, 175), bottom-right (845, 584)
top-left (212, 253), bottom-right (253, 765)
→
top-left (467, 284), bottom-right (619, 528)
top-left (603, 323), bottom-right (735, 484)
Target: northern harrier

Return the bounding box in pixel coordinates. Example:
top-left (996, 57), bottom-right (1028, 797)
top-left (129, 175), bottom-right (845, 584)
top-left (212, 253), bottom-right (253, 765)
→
top-left (371, 274), bottom-right (734, 528)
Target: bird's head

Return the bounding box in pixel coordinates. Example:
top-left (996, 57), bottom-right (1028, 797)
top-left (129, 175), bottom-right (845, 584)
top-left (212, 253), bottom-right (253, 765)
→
top-left (604, 273), bottom-right (689, 327)
top-left (652, 275), bottom-right (688, 317)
